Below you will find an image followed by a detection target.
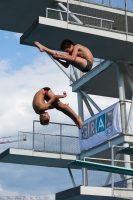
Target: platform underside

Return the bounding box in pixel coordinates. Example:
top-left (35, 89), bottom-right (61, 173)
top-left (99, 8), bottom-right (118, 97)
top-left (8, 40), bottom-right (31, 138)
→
top-left (56, 186), bottom-right (130, 200)
top-left (20, 17), bottom-right (133, 63)
top-left (117, 146), bottom-right (133, 155)
top-left (0, 0), bottom-right (54, 33)
top-left (0, 0), bottom-right (132, 33)
top-left (0, 148), bottom-right (78, 168)
top-left (72, 61), bottom-right (133, 99)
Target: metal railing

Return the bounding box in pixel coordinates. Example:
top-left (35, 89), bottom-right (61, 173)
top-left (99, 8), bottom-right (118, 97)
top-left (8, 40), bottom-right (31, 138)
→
top-left (79, 153), bottom-right (133, 199)
top-left (80, 0), bottom-right (133, 12)
top-left (46, 8), bottom-right (114, 29)
top-left (18, 121), bottom-right (80, 155)
top-left (45, 0), bottom-right (133, 34)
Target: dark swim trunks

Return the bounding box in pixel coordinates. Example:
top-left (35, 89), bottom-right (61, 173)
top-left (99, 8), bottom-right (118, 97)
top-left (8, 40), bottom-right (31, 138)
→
top-left (43, 87), bottom-right (50, 95)
top-left (82, 60), bottom-right (93, 73)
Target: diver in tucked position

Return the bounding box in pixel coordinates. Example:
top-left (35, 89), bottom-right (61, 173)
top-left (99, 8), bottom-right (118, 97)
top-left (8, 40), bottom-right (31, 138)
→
top-left (32, 87), bottom-right (82, 129)
top-left (34, 39), bottom-right (94, 73)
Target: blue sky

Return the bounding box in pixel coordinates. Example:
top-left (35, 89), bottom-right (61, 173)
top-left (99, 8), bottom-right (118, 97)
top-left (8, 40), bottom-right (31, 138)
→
top-left (0, 30), bottom-right (86, 199)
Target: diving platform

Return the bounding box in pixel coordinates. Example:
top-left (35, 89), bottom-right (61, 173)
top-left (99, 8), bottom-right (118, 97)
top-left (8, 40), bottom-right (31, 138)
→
top-left (56, 186), bottom-right (133, 200)
top-left (0, 148), bottom-right (78, 168)
top-left (1, 0), bottom-right (133, 35)
top-left (72, 60), bottom-right (133, 99)
top-left (67, 160), bottom-right (133, 176)
top-left (1, 134), bottom-right (133, 168)
top-left (20, 17), bottom-right (133, 62)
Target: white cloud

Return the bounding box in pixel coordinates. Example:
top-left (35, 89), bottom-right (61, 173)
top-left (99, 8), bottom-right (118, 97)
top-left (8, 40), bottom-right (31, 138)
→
top-left (13, 33), bottom-right (22, 39)
top-left (0, 54), bottom-right (119, 138)
top-left (0, 59), bottom-right (11, 72)
top-left (0, 184), bottom-right (18, 196)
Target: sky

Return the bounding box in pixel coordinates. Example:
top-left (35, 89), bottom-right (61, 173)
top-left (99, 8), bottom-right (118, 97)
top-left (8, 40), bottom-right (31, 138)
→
top-left (0, 29), bottom-right (120, 200)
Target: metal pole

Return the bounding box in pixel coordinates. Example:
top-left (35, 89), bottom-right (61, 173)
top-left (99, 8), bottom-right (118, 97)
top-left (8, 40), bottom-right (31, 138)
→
top-left (105, 152), bottom-right (121, 185)
top-left (57, 2), bottom-right (83, 25)
top-left (82, 158), bottom-right (88, 186)
top-left (44, 134), bottom-right (45, 151)
top-left (125, 0), bottom-right (128, 34)
top-left (82, 168), bottom-right (88, 186)
top-left (122, 65), bottom-right (133, 134)
top-left (46, 8), bottom-right (48, 18)
top-left (116, 63), bottom-right (127, 134)
top-left (82, 95), bottom-right (94, 116)
top-left (81, 90), bottom-right (102, 112)
top-left (111, 145), bottom-right (114, 196)
top-left (77, 91), bottom-right (86, 185)
top-left (77, 92), bottom-right (84, 121)
top-left (123, 143), bottom-right (132, 188)
top-left (18, 131), bottom-right (19, 148)
top-left (123, 66), bottom-right (133, 92)
top-left (117, 64), bottom-right (132, 188)
top-left (126, 94), bottom-right (133, 134)
top-left (60, 124), bottom-right (62, 154)
top-left (33, 120), bottom-right (35, 150)
top-left (72, 66), bottom-right (79, 80)
top-left (56, 6), bottom-right (63, 21)
top-left (68, 167), bottom-right (76, 187)
top-left (47, 54), bottom-right (75, 82)
top-left (67, 0), bottom-right (69, 22)
top-left (100, 19), bottom-right (102, 28)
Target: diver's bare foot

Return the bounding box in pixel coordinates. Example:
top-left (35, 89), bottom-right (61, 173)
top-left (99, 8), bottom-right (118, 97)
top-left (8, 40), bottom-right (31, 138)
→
top-left (34, 41), bottom-right (45, 52)
top-left (76, 116), bottom-right (82, 129)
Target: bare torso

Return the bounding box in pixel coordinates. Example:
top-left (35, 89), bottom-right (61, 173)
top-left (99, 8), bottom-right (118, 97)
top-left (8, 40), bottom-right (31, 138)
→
top-left (71, 44), bottom-right (94, 63)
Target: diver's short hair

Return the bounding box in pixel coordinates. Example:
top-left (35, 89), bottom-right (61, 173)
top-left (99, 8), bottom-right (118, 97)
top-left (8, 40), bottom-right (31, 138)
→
top-left (60, 39), bottom-right (75, 50)
top-left (40, 114), bottom-right (49, 125)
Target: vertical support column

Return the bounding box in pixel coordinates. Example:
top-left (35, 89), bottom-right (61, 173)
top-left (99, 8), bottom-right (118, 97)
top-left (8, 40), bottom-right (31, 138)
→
top-left (77, 92), bottom-right (86, 185)
top-left (117, 64), bottom-right (127, 134)
top-left (60, 124), bottom-right (62, 154)
top-left (77, 92), bottom-right (84, 121)
top-left (125, 0), bottom-right (128, 34)
top-left (18, 131), bottom-right (19, 148)
top-left (82, 168), bottom-right (88, 186)
top-left (117, 64), bottom-right (131, 188)
top-left (111, 145), bottom-right (114, 196)
top-left (33, 120), bottom-right (35, 150)
top-left (123, 143), bottom-right (132, 188)
top-left (67, 0), bottom-right (69, 22)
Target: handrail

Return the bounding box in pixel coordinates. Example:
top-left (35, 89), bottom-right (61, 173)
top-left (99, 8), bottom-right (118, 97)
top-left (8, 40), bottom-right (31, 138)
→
top-left (19, 131), bottom-right (79, 138)
top-left (46, 8), bottom-right (114, 24)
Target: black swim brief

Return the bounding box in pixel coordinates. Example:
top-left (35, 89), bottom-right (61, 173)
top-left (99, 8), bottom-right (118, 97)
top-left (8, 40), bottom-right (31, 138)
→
top-left (43, 87), bottom-right (50, 95)
top-left (82, 60), bottom-right (93, 73)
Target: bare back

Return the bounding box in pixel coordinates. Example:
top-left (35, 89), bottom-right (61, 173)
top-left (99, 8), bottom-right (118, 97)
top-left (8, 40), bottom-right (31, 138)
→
top-left (74, 44), bottom-right (94, 63)
top-left (32, 89), bottom-right (46, 114)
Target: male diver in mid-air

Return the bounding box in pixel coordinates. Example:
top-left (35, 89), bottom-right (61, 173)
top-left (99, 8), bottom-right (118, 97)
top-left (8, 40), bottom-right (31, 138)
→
top-left (34, 39), bottom-right (94, 73)
top-left (32, 87), bottom-right (82, 129)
